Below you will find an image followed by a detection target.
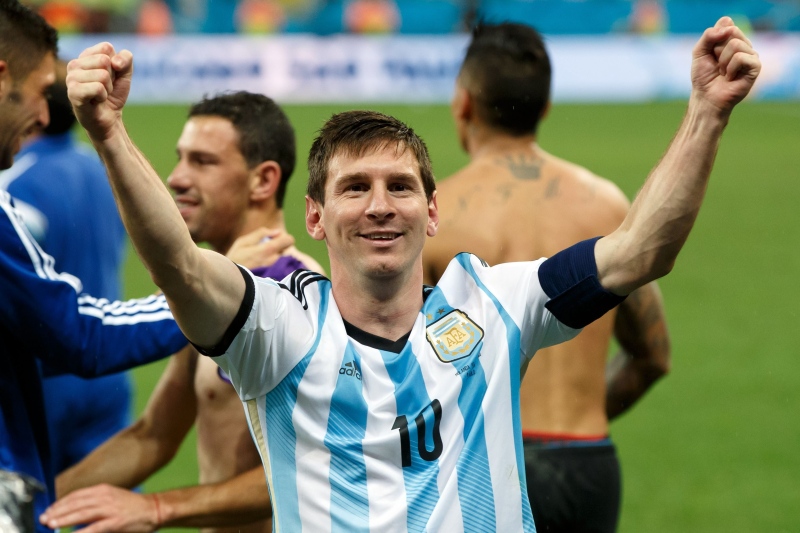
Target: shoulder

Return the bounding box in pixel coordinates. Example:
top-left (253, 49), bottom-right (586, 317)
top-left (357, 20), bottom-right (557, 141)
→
top-left (269, 268), bottom-right (329, 311)
top-left (435, 162), bottom-right (484, 196)
top-left (545, 154), bottom-right (630, 226)
top-left (286, 247), bottom-right (326, 276)
top-left (553, 155), bottom-right (629, 206)
top-left (439, 252), bottom-right (544, 285)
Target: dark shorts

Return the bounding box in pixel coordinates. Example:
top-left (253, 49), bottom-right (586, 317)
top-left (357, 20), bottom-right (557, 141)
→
top-left (524, 437), bottom-right (621, 533)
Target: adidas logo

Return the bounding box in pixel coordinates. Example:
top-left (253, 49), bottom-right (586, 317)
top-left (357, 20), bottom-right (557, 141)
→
top-left (338, 361), bottom-right (362, 381)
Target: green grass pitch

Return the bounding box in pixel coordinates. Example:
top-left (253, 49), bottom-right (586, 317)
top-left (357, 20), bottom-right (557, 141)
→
top-left (113, 101), bottom-right (800, 532)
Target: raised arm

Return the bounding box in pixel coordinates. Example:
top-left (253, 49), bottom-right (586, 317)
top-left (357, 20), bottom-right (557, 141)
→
top-left (595, 18), bottom-right (760, 295)
top-left (606, 282), bottom-right (671, 419)
top-left (67, 43), bottom-right (243, 350)
top-left (42, 468), bottom-right (270, 533)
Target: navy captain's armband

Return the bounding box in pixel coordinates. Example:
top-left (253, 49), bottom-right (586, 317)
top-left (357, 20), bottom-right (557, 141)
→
top-left (538, 237), bottom-right (626, 329)
top-left (193, 264), bottom-right (255, 357)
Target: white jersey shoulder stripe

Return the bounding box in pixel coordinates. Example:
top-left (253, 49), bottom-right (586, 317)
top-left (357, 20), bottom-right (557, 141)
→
top-left (277, 270), bottom-right (328, 310)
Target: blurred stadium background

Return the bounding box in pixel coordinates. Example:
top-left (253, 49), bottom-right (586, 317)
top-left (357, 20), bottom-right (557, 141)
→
top-left (30, 0), bottom-right (799, 530)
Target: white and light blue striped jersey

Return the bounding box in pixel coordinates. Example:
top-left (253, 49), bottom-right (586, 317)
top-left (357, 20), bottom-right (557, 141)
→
top-left (212, 242), bottom-right (622, 533)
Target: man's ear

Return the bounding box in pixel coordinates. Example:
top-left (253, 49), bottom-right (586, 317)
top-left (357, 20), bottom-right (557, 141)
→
top-left (451, 85), bottom-right (473, 124)
top-left (427, 190), bottom-right (439, 238)
top-left (250, 160), bottom-right (281, 202)
top-left (305, 196), bottom-right (325, 241)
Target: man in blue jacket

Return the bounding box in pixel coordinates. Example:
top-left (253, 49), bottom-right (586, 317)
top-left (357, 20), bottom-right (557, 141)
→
top-left (0, 0), bottom-right (186, 529)
top-left (2, 61), bottom-right (134, 477)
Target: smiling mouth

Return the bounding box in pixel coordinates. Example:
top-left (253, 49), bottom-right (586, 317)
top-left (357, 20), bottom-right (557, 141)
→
top-left (362, 233), bottom-right (401, 242)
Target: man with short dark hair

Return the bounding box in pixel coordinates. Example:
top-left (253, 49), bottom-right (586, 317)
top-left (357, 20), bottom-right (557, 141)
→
top-left (423, 22), bottom-right (671, 532)
top-left (0, 0), bottom-right (57, 170)
top-left (0, 3), bottom-right (186, 530)
top-left (66, 19), bottom-right (759, 530)
top-left (41, 91), bottom-right (322, 533)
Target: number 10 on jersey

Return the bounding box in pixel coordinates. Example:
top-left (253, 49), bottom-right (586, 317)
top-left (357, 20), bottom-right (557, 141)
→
top-left (392, 399), bottom-right (443, 467)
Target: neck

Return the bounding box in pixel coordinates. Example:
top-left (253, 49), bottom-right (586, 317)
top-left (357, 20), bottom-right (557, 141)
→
top-left (214, 207), bottom-right (285, 255)
top-left (330, 262), bottom-right (424, 342)
top-left (465, 122), bottom-right (539, 161)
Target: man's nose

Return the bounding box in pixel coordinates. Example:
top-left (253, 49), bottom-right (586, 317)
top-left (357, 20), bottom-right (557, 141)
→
top-left (167, 162), bottom-right (190, 191)
top-left (365, 186), bottom-right (395, 220)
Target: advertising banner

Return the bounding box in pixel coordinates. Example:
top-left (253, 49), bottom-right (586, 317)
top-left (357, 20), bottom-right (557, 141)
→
top-left (59, 34), bottom-right (800, 103)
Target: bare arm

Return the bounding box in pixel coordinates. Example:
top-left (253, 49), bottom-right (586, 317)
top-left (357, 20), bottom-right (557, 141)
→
top-left (157, 467), bottom-right (269, 528)
top-left (40, 468), bottom-right (270, 533)
top-left (56, 346), bottom-right (198, 496)
top-left (67, 44), bottom-right (243, 349)
top-left (606, 282), bottom-right (671, 420)
top-left (595, 18), bottom-right (760, 295)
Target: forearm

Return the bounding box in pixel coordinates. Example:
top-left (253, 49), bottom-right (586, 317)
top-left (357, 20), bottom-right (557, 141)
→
top-left (92, 122), bottom-right (196, 290)
top-left (598, 97), bottom-right (729, 294)
top-left (91, 119), bottom-right (244, 348)
top-left (57, 422), bottom-right (175, 496)
top-left (156, 468), bottom-right (270, 528)
top-left (606, 348), bottom-right (668, 420)
top-left (68, 48), bottom-right (241, 345)
top-left (605, 282), bottom-right (671, 420)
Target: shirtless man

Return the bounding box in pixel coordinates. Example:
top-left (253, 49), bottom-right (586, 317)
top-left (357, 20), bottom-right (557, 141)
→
top-left (423, 23), bottom-right (671, 532)
top-left (41, 92), bottom-right (322, 533)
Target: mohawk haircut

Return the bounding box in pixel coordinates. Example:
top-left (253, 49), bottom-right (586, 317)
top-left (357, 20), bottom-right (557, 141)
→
top-left (0, 0), bottom-right (58, 82)
top-left (459, 22), bottom-right (551, 136)
top-left (189, 91), bottom-right (296, 208)
top-left (307, 110), bottom-right (436, 205)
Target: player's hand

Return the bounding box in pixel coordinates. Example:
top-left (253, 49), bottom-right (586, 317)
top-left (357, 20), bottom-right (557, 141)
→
top-left (40, 484), bottom-right (160, 533)
top-left (226, 227), bottom-right (295, 270)
top-left (67, 42), bottom-right (133, 143)
top-left (691, 17), bottom-right (761, 114)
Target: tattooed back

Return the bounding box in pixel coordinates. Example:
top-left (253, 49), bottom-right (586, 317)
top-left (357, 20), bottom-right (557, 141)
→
top-left (424, 143), bottom-right (633, 437)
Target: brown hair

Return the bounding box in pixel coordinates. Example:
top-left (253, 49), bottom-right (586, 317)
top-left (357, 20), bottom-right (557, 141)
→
top-left (189, 91), bottom-right (296, 208)
top-left (307, 110), bottom-right (436, 205)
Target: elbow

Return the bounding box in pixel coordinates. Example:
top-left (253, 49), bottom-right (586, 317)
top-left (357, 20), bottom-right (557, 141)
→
top-left (650, 259), bottom-right (676, 283)
top-left (651, 354), bottom-right (671, 381)
top-left (640, 251), bottom-right (677, 287)
top-left (647, 341), bottom-right (672, 383)
top-left (128, 418), bottom-right (181, 469)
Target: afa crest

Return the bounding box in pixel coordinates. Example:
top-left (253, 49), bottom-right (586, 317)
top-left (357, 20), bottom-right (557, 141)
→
top-left (425, 310), bottom-right (484, 363)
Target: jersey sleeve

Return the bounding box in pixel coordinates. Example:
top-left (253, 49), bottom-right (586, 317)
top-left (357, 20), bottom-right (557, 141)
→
top-left (0, 192), bottom-right (187, 376)
top-left (207, 267), bottom-right (319, 400)
top-left (457, 255), bottom-right (577, 361)
top-left (459, 237), bottom-right (625, 362)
